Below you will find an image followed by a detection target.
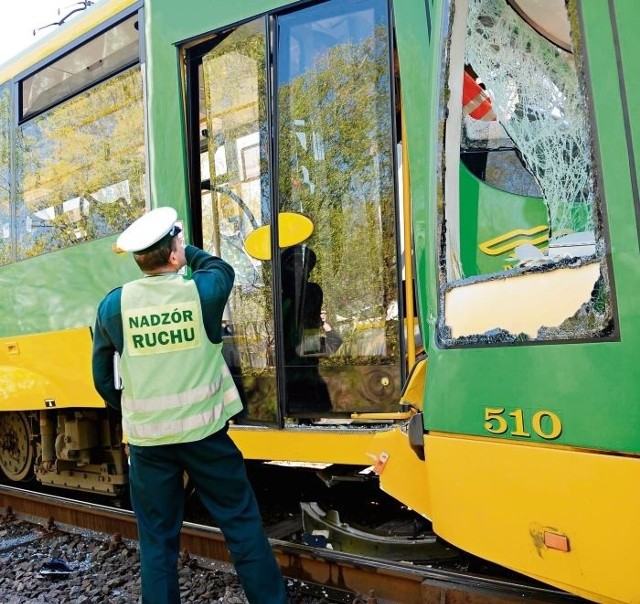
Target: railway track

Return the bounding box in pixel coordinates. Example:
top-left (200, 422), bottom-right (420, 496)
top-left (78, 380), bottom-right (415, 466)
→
top-left (0, 484), bottom-right (590, 604)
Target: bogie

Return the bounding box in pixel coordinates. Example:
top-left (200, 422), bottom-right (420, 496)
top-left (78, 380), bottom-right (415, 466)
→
top-left (31, 410), bottom-right (128, 496)
top-left (0, 412), bottom-right (34, 482)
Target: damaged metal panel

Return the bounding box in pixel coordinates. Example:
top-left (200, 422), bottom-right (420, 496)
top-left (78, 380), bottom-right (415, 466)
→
top-left (443, 260), bottom-right (601, 340)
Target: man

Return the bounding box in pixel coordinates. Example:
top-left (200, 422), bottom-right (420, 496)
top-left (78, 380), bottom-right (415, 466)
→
top-left (92, 207), bottom-right (287, 604)
top-left (280, 245), bottom-right (332, 414)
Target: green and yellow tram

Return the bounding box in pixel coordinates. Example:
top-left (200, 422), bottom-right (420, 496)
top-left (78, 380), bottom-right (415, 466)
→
top-left (0, 0), bottom-right (638, 602)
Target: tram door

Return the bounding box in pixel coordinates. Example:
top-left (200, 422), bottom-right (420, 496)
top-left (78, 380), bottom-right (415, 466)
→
top-left (188, 0), bottom-right (402, 424)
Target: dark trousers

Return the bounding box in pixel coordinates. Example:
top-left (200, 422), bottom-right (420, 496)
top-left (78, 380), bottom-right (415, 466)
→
top-left (128, 428), bottom-right (287, 604)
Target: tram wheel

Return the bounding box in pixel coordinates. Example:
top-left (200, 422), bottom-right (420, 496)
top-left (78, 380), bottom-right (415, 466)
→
top-left (0, 412), bottom-right (35, 481)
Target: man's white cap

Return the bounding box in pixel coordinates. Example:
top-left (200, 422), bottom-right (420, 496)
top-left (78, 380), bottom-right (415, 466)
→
top-left (116, 207), bottom-right (181, 253)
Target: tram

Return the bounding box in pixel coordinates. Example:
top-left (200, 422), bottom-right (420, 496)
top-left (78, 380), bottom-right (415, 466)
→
top-left (0, 0), bottom-right (638, 602)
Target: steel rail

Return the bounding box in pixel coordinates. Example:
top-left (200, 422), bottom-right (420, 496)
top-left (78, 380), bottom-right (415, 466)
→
top-left (0, 485), bottom-right (588, 604)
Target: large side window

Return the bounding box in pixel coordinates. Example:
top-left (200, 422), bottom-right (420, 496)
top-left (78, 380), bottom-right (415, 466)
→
top-left (0, 84), bottom-right (10, 266)
top-left (197, 20), bottom-right (276, 421)
top-left (439, 0), bottom-right (613, 344)
top-left (16, 16), bottom-right (145, 260)
top-left (276, 0), bottom-right (399, 417)
top-left (190, 0), bottom-right (400, 422)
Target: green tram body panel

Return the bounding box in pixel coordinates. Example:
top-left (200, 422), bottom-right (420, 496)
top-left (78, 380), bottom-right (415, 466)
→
top-left (406, 0), bottom-right (640, 455)
top-left (0, 237), bottom-right (139, 336)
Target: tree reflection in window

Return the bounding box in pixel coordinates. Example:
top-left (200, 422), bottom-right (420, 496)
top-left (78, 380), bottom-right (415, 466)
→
top-left (277, 0), bottom-right (401, 414)
top-left (0, 84), bottom-right (10, 266)
top-left (195, 0), bottom-right (402, 419)
top-left (16, 67), bottom-right (145, 259)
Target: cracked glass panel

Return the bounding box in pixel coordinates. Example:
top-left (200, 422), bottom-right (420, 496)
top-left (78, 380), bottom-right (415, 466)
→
top-left (439, 0), bottom-right (613, 345)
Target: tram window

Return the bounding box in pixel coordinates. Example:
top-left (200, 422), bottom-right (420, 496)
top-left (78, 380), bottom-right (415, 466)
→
top-left (0, 84), bottom-right (10, 266)
top-left (276, 0), bottom-right (400, 416)
top-left (16, 67), bottom-right (146, 260)
top-left (197, 19), bottom-right (276, 421)
top-left (21, 14), bottom-right (139, 120)
top-left (190, 0), bottom-right (401, 421)
top-left (438, 0), bottom-right (613, 344)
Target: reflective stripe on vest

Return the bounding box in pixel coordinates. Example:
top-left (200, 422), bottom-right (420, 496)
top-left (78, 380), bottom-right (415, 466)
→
top-left (120, 274), bottom-right (242, 446)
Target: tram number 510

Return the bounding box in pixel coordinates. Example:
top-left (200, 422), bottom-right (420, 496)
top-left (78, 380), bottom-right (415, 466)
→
top-left (483, 407), bottom-right (562, 440)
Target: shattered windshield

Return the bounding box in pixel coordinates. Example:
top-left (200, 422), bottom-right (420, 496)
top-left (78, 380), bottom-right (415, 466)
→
top-left (438, 0), bottom-right (613, 345)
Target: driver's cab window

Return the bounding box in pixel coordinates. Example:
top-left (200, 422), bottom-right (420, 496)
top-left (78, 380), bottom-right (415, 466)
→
top-left (439, 0), bottom-right (613, 344)
top-left (191, 0), bottom-right (401, 423)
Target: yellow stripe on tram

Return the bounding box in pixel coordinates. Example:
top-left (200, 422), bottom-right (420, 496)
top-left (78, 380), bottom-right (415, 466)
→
top-left (478, 225), bottom-right (549, 256)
